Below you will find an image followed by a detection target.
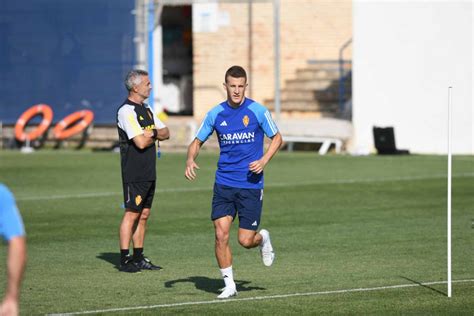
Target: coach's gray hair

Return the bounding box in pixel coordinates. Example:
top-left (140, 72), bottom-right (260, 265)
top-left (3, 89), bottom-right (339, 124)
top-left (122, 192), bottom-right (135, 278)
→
top-left (125, 69), bottom-right (148, 91)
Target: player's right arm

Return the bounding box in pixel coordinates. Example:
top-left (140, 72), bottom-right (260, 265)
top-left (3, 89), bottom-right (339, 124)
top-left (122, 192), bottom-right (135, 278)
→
top-left (185, 138), bottom-right (204, 180)
top-left (185, 109), bottom-right (219, 180)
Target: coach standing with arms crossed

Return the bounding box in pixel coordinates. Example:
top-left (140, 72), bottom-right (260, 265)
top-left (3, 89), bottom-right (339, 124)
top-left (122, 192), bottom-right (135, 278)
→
top-left (117, 70), bottom-right (169, 273)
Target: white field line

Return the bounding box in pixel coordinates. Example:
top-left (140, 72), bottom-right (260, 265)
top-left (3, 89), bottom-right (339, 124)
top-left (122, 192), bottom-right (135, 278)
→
top-left (16, 172), bottom-right (474, 202)
top-left (46, 278), bottom-right (474, 316)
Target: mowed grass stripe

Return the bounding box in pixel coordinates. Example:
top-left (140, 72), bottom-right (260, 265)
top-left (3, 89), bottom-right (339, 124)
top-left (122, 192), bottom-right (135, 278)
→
top-left (15, 172), bottom-right (474, 201)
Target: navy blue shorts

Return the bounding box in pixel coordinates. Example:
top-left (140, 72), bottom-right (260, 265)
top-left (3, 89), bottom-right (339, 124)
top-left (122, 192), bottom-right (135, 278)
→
top-left (211, 183), bottom-right (263, 231)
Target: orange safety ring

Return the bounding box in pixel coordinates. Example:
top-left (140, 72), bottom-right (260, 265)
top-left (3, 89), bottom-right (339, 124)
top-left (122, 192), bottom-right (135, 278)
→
top-left (53, 110), bottom-right (94, 140)
top-left (14, 104), bottom-right (54, 142)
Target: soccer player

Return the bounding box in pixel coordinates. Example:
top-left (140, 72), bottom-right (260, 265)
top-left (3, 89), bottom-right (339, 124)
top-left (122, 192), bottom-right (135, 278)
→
top-left (185, 65), bottom-right (282, 299)
top-left (0, 184), bottom-right (27, 316)
top-left (117, 70), bottom-right (170, 273)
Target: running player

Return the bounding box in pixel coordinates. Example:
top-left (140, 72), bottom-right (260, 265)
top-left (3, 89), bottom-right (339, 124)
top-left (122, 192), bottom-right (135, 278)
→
top-left (185, 65), bottom-right (282, 298)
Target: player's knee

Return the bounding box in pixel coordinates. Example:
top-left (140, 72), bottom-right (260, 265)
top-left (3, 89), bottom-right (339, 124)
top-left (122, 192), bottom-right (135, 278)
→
top-left (215, 230), bottom-right (229, 245)
top-left (238, 236), bottom-right (254, 249)
top-left (140, 208), bottom-right (151, 220)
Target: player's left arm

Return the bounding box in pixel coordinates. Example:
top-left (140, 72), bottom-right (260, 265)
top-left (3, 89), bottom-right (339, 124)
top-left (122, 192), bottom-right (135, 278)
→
top-left (249, 132), bottom-right (282, 174)
top-left (249, 105), bottom-right (282, 174)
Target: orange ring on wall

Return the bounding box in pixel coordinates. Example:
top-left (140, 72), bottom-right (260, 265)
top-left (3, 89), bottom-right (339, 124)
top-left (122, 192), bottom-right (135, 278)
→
top-left (14, 104), bottom-right (54, 142)
top-left (53, 110), bottom-right (94, 140)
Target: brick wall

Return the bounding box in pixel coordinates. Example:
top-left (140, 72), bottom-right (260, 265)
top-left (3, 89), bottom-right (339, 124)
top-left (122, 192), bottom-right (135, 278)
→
top-left (193, 0), bottom-right (352, 119)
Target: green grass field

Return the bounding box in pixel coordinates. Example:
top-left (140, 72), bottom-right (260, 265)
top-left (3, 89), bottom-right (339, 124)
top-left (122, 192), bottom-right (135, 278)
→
top-left (0, 150), bottom-right (473, 315)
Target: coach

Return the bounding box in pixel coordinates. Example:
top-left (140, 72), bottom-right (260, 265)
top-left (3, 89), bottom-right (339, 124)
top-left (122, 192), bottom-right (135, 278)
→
top-left (117, 70), bottom-right (170, 273)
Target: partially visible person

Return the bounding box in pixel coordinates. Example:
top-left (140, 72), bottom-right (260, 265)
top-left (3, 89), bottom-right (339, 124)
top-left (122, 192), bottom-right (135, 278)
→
top-left (117, 69), bottom-right (170, 272)
top-left (185, 65), bottom-right (282, 299)
top-left (0, 184), bottom-right (27, 316)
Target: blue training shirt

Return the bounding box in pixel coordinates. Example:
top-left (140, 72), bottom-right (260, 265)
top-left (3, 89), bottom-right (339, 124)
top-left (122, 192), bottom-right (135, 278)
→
top-left (0, 184), bottom-right (25, 241)
top-left (196, 98), bottom-right (279, 189)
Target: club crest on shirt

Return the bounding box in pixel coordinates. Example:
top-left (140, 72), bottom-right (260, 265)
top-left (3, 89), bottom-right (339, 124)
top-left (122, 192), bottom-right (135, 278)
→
top-left (135, 195), bottom-right (142, 206)
top-left (139, 115), bottom-right (144, 121)
top-left (242, 115), bottom-right (249, 127)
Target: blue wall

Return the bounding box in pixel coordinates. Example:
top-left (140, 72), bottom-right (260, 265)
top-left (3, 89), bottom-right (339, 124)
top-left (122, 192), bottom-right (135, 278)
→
top-left (0, 0), bottom-right (136, 124)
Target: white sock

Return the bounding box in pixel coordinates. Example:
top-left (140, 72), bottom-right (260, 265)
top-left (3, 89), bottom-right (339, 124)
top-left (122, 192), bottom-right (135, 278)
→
top-left (220, 266), bottom-right (235, 289)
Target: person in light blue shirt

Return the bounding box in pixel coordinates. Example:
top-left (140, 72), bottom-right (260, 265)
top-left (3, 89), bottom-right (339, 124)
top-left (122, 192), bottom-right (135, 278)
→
top-left (185, 65), bottom-right (282, 299)
top-left (0, 184), bottom-right (26, 316)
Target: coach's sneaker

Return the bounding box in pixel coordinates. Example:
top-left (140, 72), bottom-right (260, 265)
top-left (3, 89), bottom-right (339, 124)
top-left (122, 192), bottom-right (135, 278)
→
top-left (259, 229), bottom-right (275, 267)
top-left (119, 255), bottom-right (141, 273)
top-left (133, 256), bottom-right (162, 270)
top-left (217, 286), bottom-right (237, 299)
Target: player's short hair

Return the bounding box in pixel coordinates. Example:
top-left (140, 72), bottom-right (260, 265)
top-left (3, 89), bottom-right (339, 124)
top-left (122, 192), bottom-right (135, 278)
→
top-left (125, 69), bottom-right (148, 91)
top-left (225, 65), bottom-right (247, 83)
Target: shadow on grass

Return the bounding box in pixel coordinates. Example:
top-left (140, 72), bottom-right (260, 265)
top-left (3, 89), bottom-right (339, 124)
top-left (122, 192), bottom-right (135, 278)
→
top-left (97, 252), bottom-right (120, 270)
top-left (400, 276), bottom-right (447, 296)
top-left (165, 276), bottom-right (266, 294)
